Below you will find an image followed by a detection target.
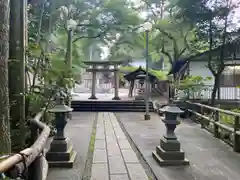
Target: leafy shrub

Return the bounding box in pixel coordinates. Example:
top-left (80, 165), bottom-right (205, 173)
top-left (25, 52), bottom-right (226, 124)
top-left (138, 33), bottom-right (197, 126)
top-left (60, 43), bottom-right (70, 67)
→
top-left (175, 75), bottom-right (212, 99)
top-left (219, 109), bottom-right (240, 125)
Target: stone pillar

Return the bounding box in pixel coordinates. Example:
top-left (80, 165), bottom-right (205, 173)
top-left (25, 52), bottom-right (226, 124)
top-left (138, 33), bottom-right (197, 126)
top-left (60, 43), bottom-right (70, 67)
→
top-left (112, 65), bottom-right (120, 100)
top-left (89, 65), bottom-right (97, 99)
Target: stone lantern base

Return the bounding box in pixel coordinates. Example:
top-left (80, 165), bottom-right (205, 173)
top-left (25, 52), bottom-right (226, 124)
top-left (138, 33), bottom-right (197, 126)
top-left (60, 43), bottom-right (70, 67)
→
top-left (152, 136), bottom-right (189, 166)
top-left (89, 95), bottom-right (98, 100)
top-left (112, 96), bottom-right (121, 100)
top-left (46, 138), bottom-right (77, 168)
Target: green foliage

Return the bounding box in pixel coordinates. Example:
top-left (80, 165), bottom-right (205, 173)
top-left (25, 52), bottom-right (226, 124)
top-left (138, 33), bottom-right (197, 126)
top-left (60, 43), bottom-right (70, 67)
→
top-left (219, 108), bottom-right (240, 126)
top-left (108, 1), bottom-right (210, 70)
top-left (25, 0), bottom-right (144, 121)
top-left (175, 75), bottom-right (212, 99)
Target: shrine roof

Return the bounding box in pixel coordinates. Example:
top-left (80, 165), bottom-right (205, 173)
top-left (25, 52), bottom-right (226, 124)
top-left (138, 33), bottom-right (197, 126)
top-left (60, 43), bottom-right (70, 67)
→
top-left (83, 60), bottom-right (124, 65)
top-left (123, 66), bottom-right (157, 81)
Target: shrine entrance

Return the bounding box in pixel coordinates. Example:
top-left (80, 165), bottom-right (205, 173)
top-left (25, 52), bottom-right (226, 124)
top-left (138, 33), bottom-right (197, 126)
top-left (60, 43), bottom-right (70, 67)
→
top-left (83, 60), bottom-right (123, 100)
top-left (123, 66), bottom-right (170, 100)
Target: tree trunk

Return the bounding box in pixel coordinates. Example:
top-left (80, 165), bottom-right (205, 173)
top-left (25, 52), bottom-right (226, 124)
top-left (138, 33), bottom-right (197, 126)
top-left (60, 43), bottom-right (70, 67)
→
top-left (210, 76), bottom-right (220, 106)
top-left (0, 0), bottom-right (11, 154)
top-left (9, 0), bottom-right (26, 150)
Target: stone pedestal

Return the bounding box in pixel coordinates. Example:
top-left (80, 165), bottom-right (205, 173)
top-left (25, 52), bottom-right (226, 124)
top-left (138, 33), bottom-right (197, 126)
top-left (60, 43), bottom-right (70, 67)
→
top-left (152, 136), bottom-right (189, 166)
top-left (46, 138), bottom-right (77, 168)
top-left (89, 94), bottom-right (98, 100)
top-left (152, 104), bottom-right (189, 166)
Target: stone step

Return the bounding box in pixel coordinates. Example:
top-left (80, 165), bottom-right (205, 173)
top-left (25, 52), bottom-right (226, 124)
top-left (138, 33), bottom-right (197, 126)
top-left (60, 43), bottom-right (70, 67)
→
top-left (152, 151), bottom-right (189, 166)
top-left (71, 100), bottom-right (154, 112)
top-left (74, 109), bottom-right (153, 112)
top-left (71, 106), bottom-right (153, 109)
top-left (160, 138), bottom-right (181, 151)
top-left (49, 138), bottom-right (70, 152)
top-left (156, 146), bottom-right (185, 161)
top-left (71, 101), bottom-right (153, 104)
top-left (74, 104), bottom-right (153, 106)
top-left (46, 145), bottom-right (73, 161)
top-left (48, 151), bottom-right (77, 168)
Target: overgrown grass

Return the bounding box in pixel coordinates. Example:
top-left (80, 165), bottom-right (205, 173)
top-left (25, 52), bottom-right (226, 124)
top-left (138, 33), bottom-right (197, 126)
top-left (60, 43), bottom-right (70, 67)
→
top-left (89, 127), bottom-right (96, 152)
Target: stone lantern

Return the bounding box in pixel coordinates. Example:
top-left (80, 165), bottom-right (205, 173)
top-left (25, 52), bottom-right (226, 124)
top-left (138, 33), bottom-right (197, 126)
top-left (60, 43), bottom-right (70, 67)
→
top-left (152, 104), bottom-right (189, 166)
top-left (46, 94), bottom-right (76, 168)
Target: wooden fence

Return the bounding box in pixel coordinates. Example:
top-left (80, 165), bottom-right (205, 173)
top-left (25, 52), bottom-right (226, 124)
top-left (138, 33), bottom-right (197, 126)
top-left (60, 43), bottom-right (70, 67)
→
top-left (186, 101), bottom-right (240, 152)
top-left (185, 85), bottom-right (240, 100)
top-left (0, 111), bottom-right (50, 180)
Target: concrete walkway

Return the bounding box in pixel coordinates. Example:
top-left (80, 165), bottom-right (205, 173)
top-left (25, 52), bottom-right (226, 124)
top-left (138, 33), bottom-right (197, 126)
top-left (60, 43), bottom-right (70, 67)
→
top-left (91, 112), bottom-right (149, 180)
top-left (116, 112), bottom-right (240, 180)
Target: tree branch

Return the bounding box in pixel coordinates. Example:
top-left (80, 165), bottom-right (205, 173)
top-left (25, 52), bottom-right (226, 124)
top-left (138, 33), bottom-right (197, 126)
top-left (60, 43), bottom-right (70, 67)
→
top-left (73, 23), bottom-right (141, 43)
top-left (161, 46), bottom-right (173, 64)
top-left (208, 19), bottom-right (217, 76)
top-left (73, 29), bottom-right (109, 43)
top-left (155, 26), bottom-right (174, 40)
top-left (179, 48), bottom-right (187, 57)
top-left (142, 0), bottom-right (158, 17)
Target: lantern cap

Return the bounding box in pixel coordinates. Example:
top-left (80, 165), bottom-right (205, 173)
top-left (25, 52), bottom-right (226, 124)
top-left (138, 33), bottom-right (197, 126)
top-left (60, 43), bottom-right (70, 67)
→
top-left (160, 104), bottom-right (183, 114)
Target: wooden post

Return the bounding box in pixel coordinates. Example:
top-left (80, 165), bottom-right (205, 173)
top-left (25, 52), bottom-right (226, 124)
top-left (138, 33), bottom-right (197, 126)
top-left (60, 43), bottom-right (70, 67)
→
top-left (213, 110), bottom-right (219, 138)
top-left (233, 116), bottom-right (240, 152)
top-left (29, 154), bottom-right (48, 180)
top-left (28, 123), bottom-right (39, 179)
top-left (200, 106), bottom-right (205, 128)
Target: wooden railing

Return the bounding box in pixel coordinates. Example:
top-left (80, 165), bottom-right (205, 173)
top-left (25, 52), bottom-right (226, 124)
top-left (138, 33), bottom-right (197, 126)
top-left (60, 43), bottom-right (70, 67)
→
top-left (186, 101), bottom-right (240, 152)
top-left (0, 111), bottom-right (50, 180)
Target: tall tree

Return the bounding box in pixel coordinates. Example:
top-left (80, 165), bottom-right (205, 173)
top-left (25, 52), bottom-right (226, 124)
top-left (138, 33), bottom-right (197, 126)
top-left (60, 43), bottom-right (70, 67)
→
top-left (175, 0), bottom-right (239, 105)
top-left (110, 0), bottom-right (206, 70)
top-left (9, 0), bottom-right (27, 150)
top-left (0, 0), bottom-right (11, 154)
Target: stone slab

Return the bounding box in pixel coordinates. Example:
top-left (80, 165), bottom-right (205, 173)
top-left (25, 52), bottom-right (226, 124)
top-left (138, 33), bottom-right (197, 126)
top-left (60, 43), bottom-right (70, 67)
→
top-left (90, 112), bottom-right (150, 180)
top-left (107, 143), bottom-right (122, 156)
top-left (93, 149), bottom-right (107, 163)
top-left (121, 150), bottom-right (139, 163)
top-left (152, 151), bottom-right (190, 166)
top-left (106, 136), bottom-right (118, 144)
top-left (91, 163), bottom-right (109, 180)
top-left (118, 140), bottom-right (132, 149)
top-left (109, 155), bottom-right (127, 174)
top-left (94, 139), bottom-right (106, 149)
top-left (95, 132), bottom-right (105, 140)
top-left (115, 131), bottom-right (127, 140)
top-left (110, 174), bottom-right (129, 180)
top-left (126, 164), bottom-right (148, 180)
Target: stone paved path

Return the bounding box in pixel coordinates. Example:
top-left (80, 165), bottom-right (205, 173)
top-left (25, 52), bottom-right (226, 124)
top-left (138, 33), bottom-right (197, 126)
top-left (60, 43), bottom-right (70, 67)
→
top-left (91, 112), bottom-right (149, 180)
